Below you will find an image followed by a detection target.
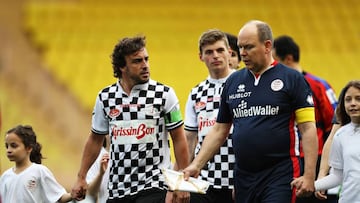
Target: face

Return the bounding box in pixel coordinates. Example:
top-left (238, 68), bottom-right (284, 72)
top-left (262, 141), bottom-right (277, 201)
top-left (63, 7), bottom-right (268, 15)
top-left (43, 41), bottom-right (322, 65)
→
top-left (5, 132), bottom-right (31, 164)
top-left (344, 86), bottom-right (360, 123)
top-left (238, 24), bottom-right (270, 73)
top-left (122, 48), bottom-right (150, 84)
top-left (200, 40), bottom-right (231, 74)
top-left (229, 48), bottom-right (240, 69)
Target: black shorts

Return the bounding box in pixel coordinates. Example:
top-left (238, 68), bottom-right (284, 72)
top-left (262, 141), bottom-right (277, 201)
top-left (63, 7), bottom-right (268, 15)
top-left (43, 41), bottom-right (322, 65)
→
top-left (190, 187), bottom-right (234, 203)
top-left (234, 158), bottom-right (297, 203)
top-left (106, 188), bottom-right (166, 203)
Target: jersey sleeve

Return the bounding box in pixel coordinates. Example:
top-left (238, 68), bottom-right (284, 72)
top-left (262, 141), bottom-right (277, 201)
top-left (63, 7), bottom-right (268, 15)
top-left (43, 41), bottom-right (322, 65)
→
top-left (293, 75), bottom-right (315, 124)
top-left (216, 78), bottom-right (232, 123)
top-left (91, 94), bottom-right (109, 135)
top-left (184, 92), bottom-right (198, 131)
top-left (40, 165), bottom-right (67, 202)
top-left (164, 87), bottom-right (184, 130)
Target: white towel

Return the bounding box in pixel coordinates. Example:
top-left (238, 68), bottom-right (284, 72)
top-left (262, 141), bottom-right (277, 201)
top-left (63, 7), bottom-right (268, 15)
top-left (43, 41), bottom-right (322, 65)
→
top-left (162, 169), bottom-right (210, 194)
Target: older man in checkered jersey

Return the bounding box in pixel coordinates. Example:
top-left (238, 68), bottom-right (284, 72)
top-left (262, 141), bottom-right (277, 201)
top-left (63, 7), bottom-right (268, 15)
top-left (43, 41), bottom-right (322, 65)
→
top-left (72, 36), bottom-right (190, 203)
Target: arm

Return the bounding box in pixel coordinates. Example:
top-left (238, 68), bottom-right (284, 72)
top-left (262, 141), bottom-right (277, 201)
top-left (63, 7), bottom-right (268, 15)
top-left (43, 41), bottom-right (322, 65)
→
top-left (170, 126), bottom-right (190, 170)
top-left (185, 130), bottom-right (198, 161)
top-left (87, 153), bottom-right (109, 198)
top-left (315, 167), bottom-right (343, 191)
top-left (317, 123), bottom-right (341, 179)
top-left (57, 193), bottom-right (72, 203)
top-left (71, 132), bottom-right (105, 200)
top-left (184, 122), bottom-right (231, 179)
top-left (167, 126), bottom-right (190, 203)
top-left (292, 121), bottom-right (318, 196)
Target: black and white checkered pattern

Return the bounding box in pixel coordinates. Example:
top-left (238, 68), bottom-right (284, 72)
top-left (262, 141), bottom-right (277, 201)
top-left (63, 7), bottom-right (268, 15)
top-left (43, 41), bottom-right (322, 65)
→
top-left (95, 79), bottom-right (182, 198)
top-left (185, 78), bottom-right (235, 189)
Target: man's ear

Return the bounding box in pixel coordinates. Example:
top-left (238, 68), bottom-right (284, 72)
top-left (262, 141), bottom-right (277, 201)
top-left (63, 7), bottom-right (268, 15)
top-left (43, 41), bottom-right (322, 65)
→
top-left (284, 54), bottom-right (294, 63)
top-left (264, 40), bottom-right (272, 53)
top-left (199, 53), bottom-right (204, 62)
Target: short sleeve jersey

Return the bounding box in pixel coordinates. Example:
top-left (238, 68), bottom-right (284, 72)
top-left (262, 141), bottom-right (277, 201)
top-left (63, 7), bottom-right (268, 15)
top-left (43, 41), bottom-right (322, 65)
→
top-left (91, 79), bottom-right (183, 199)
top-left (184, 75), bottom-right (235, 189)
top-left (297, 72), bottom-right (337, 157)
top-left (218, 63), bottom-right (314, 172)
top-left (329, 123), bottom-right (360, 202)
top-left (0, 163), bottom-right (66, 203)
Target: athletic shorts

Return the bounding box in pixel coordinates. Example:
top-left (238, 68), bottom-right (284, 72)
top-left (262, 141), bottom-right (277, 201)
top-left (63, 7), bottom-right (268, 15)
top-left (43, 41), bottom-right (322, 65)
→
top-left (106, 188), bottom-right (166, 203)
top-left (234, 158), bottom-right (298, 203)
top-left (190, 187), bottom-right (234, 203)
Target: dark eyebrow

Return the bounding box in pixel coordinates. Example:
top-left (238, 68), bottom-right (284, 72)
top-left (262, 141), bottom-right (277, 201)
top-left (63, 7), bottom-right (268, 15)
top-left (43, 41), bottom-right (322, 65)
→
top-left (132, 56), bottom-right (149, 63)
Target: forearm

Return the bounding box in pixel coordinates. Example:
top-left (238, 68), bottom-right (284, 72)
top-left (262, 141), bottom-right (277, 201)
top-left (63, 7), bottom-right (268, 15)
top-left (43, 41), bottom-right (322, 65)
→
top-left (318, 124), bottom-right (340, 178)
top-left (77, 133), bottom-right (104, 179)
top-left (185, 130), bottom-right (198, 161)
top-left (315, 168), bottom-right (342, 191)
top-left (299, 122), bottom-right (318, 179)
top-left (171, 127), bottom-right (190, 170)
top-left (192, 123), bottom-right (230, 170)
top-left (57, 193), bottom-right (72, 203)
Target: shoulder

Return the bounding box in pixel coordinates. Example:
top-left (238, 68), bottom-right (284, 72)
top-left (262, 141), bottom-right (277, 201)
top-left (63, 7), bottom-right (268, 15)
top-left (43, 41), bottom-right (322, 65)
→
top-left (149, 79), bottom-right (171, 92)
top-left (334, 123), bottom-right (352, 137)
top-left (0, 168), bottom-right (13, 178)
top-left (226, 68), bottom-right (247, 83)
top-left (190, 79), bottom-right (209, 93)
top-left (29, 163), bottom-right (53, 175)
top-left (98, 82), bottom-right (118, 96)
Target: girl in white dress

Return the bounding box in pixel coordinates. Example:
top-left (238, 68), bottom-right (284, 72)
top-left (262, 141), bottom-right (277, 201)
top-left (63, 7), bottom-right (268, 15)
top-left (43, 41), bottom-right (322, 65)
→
top-left (0, 125), bottom-right (73, 203)
top-left (313, 80), bottom-right (360, 203)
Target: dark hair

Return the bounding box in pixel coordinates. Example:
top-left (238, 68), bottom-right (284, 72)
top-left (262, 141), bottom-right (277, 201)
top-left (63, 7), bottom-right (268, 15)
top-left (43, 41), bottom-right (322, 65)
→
top-left (199, 29), bottom-right (229, 54)
top-left (225, 32), bottom-right (241, 61)
top-left (111, 35), bottom-right (146, 79)
top-left (7, 125), bottom-right (44, 164)
top-left (336, 80), bottom-right (360, 125)
top-left (273, 35), bottom-right (300, 62)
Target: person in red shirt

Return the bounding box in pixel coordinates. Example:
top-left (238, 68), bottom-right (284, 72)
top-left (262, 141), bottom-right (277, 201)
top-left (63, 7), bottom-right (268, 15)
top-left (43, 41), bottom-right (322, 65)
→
top-left (273, 35), bottom-right (338, 203)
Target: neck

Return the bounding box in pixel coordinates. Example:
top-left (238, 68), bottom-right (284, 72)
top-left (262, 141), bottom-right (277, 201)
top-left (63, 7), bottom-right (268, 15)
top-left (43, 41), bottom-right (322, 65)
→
top-left (119, 79), bottom-right (133, 95)
top-left (210, 68), bottom-right (233, 79)
top-left (293, 63), bottom-right (303, 73)
top-left (14, 159), bottom-right (32, 174)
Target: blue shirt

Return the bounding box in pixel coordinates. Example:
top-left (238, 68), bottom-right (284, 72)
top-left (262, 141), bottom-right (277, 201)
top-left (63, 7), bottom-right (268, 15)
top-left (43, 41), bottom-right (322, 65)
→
top-left (217, 63), bottom-right (314, 172)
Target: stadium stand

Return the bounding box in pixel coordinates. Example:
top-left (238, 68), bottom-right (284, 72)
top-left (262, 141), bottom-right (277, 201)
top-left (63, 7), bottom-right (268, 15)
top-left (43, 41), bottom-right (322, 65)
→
top-left (22, 0), bottom-right (360, 113)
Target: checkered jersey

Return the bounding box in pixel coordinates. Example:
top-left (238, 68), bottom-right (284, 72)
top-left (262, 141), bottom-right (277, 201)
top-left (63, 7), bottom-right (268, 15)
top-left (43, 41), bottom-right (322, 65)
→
top-left (184, 76), bottom-right (235, 189)
top-left (91, 79), bottom-right (183, 199)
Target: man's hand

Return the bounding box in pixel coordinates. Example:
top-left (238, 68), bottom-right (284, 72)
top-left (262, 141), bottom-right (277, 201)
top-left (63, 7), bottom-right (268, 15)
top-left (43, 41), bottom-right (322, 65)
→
top-left (183, 163), bottom-right (201, 181)
top-left (291, 176), bottom-right (315, 197)
top-left (165, 191), bottom-right (190, 203)
top-left (71, 177), bottom-right (87, 201)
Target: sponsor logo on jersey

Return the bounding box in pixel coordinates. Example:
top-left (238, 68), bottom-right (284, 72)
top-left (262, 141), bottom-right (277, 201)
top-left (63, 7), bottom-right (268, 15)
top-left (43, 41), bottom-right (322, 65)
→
top-left (109, 108), bottom-right (120, 118)
top-left (237, 84), bottom-right (245, 92)
top-left (271, 79), bottom-right (284, 91)
top-left (307, 95), bottom-right (314, 105)
top-left (233, 100), bottom-right (279, 118)
top-left (112, 124), bottom-right (155, 139)
top-left (229, 84), bottom-right (252, 100)
top-left (198, 116), bottom-right (216, 132)
top-left (141, 106), bottom-right (159, 116)
top-left (27, 179), bottom-right (37, 190)
top-left (195, 101), bottom-right (206, 110)
top-left (110, 120), bottom-right (157, 144)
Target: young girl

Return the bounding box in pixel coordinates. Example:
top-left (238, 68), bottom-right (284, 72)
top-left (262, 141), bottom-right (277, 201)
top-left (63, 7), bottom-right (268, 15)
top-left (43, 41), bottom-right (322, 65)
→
top-left (313, 80), bottom-right (360, 202)
top-left (0, 125), bottom-right (72, 203)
